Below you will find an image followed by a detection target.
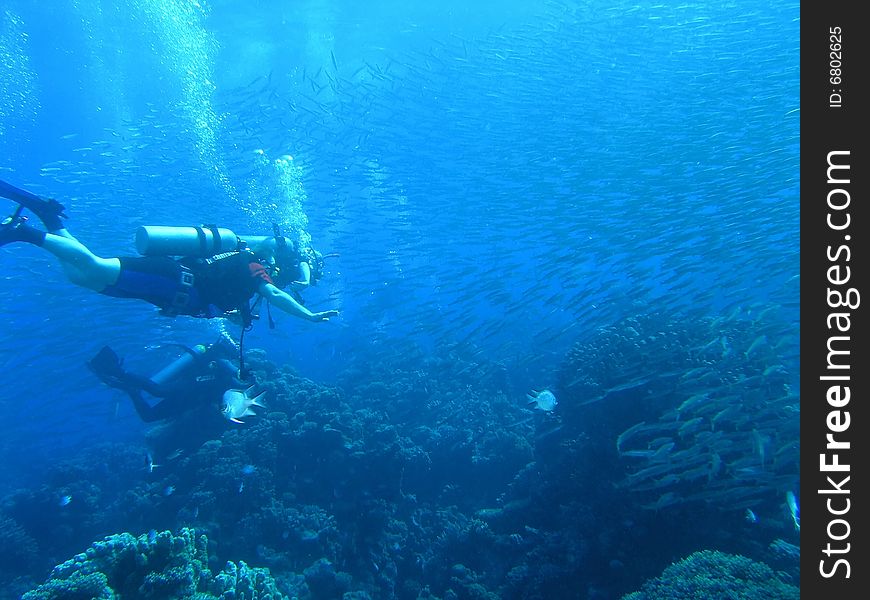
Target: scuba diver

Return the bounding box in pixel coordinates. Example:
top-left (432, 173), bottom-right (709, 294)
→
top-left (1, 179), bottom-right (338, 375)
top-left (88, 337), bottom-right (265, 460)
top-left (87, 337), bottom-right (244, 423)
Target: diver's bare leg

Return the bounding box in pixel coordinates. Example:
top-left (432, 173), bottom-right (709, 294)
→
top-left (41, 233), bottom-right (121, 291)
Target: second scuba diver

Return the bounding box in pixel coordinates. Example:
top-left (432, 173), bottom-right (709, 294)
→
top-left (88, 336), bottom-right (265, 461)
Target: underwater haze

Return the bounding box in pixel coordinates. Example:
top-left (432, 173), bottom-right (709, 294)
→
top-left (0, 0), bottom-right (799, 598)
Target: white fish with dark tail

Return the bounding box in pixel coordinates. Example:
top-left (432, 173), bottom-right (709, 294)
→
top-left (526, 389), bottom-right (558, 412)
top-left (222, 385), bottom-right (266, 423)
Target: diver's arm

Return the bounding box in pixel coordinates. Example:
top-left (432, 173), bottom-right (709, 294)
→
top-left (258, 281), bottom-right (338, 322)
top-left (288, 261), bottom-right (311, 291)
top-left (214, 358), bottom-right (244, 386)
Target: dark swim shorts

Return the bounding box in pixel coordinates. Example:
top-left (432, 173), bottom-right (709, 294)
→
top-left (100, 256), bottom-right (206, 315)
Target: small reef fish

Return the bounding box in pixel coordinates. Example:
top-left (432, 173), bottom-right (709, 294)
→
top-left (145, 452), bottom-right (160, 473)
top-left (526, 389), bottom-right (558, 412)
top-left (786, 491), bottom-right (800, 530)
top-left (58, 495), bottom-right (72, 507)
top-left (222, 385), bottom-right (267, 424)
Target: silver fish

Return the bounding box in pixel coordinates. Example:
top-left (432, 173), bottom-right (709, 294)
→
top-left (222, 385), bottom-right (267, 424)
top-left (526, 389), bottom-right (557, 412)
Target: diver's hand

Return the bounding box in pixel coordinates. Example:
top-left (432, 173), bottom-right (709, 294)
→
top-left (309, 309), bottom-right (339, 322)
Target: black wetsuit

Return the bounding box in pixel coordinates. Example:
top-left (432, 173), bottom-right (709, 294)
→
top-left (124, 358), bottom-right (240, 422)
top-left (89, 343), bottom-right (242, 423)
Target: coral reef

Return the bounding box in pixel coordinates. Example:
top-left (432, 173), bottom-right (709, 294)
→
top-left (22, 527), bottom-right (287, 600)
top-left (765, 538), bottom-right (800, 585)
top-left (3, 320), bottom-right (800, 599)
top-left (619, 549), bottom-right (799, 600)
top-left (0, 513), bottom-right (38, 573)
top-left (0, 513), bottom-right (40, 599)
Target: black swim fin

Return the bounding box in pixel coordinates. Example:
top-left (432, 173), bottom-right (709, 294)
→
top-left (0, 206), bottom-right (47, 247)
top-left (87, 346), bottom-right (127, 388)
top-left (0, 179), bottom-right (67, 230)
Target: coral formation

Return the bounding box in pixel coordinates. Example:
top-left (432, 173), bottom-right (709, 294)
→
top-left (22, 528), bottom-right (287, 600)
top-left (619, 549), bottom-right (799, 600)
top-left (3, 321), bottom-right (800, 599)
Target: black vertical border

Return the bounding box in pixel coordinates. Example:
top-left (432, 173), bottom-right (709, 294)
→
top-left (801, 1), bottom-right (867, 596)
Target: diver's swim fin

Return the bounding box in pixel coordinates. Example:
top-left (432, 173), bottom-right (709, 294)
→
top-left (0, 179), bottom-right (67, 230)
top-left (87, 346), bottom-right (126, 386)
top-left (0, 209), bottom-right (46, 248)
top-left (0, 180), bottom-right (45, 205)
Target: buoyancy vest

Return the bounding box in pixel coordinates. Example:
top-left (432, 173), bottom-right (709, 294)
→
top-left (179, 251), bottom-right (269, 321)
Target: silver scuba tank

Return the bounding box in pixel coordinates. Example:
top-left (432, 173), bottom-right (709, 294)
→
top-left (135, 225), bottom-right (240, 257)
top-left (150, 344), bottom-right (208, 386)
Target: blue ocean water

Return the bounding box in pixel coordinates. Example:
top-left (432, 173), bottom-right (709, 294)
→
top-left (1, 0), bottom-right (798, 598)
